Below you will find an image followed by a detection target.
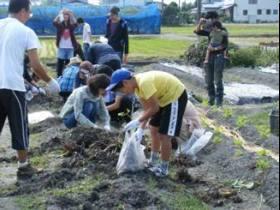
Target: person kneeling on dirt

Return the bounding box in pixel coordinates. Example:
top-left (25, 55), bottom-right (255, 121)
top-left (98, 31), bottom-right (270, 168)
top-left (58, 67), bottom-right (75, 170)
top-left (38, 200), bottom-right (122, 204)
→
top-left (60, 74), bottom-right (111, 131)
top-left (97, 66), bottom-right (136, 123)
top-left (107, 70), bottom-right (188, 177)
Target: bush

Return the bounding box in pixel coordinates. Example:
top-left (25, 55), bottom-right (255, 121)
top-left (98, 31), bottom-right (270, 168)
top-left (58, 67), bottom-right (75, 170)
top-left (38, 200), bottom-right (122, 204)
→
top-left (185, 39), bottom-right (279, 68)
top-left (185, 39), bottom-right (239, 67)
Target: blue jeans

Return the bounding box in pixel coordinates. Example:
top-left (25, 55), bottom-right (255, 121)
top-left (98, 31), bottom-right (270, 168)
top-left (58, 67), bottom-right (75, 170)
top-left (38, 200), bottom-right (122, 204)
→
top-left (57, 48), bottom-right (74, 60)
top-left (63, 101), bottom-right (97, 129)
top-left (83, 43), bottom-right (90, 60)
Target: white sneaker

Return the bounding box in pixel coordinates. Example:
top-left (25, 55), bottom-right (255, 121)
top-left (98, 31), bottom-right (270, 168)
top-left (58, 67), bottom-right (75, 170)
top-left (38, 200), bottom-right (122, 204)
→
top-left (149, 165), bottom-right (169, 177)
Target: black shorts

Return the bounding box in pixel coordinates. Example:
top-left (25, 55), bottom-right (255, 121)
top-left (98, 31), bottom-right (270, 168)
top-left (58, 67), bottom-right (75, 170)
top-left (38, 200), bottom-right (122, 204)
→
top-left (0, 89), bottom-right (29, 150)
top-left (150, 90), bottom-right (188, 137)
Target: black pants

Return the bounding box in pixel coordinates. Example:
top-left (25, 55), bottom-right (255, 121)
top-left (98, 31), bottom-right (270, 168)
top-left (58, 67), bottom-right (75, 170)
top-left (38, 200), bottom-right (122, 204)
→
top-left (0, 89), bottom-right (29, 150)
top-left (204, 53), bottom-right (225, 102)
top-left (56, 59), bottom-right (70, 78)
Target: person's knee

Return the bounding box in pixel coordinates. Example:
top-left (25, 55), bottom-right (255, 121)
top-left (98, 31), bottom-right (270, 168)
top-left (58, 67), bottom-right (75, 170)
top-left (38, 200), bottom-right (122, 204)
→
top-left (150, 125), bottom-right (159, 136)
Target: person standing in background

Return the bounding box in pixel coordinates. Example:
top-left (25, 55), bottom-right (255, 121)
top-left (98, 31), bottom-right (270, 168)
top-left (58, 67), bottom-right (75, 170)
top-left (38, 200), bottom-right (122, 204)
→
top-left (77, 17), bottom-right (92, 60)
top-left (106, 7), bottom-right (129, 64)
top-left (53, 9), bottom-right (78, 77)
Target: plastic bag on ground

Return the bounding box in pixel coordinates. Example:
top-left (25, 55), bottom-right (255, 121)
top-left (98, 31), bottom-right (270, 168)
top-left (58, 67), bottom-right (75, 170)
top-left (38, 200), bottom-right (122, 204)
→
top-left (117, 131), bottom-right (147, 175)
top-left (176, 130), bottom-right (213, 159)
top-left (176, 129), bottom-right (205, 157)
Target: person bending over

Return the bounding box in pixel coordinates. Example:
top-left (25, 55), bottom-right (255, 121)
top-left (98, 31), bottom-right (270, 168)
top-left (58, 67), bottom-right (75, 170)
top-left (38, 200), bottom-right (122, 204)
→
top-left (107, 70), bottom-right (188, 177)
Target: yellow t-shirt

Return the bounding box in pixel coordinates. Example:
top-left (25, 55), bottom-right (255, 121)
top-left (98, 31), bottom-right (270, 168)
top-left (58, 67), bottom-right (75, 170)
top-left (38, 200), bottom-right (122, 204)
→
top-left (135, 71), bottom-right (186, 107)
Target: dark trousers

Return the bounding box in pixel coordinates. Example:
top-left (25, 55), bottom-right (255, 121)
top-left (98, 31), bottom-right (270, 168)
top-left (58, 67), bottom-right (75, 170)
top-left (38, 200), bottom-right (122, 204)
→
top-left (56, 59), bottom-right (70, 78)
top-left (83, 43), bottom-right (90, 60)
top-left (204, 53), bottom-right (225, 103)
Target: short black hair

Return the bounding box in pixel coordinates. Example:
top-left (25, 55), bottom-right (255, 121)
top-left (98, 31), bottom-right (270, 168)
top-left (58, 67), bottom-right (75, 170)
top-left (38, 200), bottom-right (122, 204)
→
top-left (77, 17), bottom-right (84, 24)
top-left (103, 59), bottom-right (121, 71)
top-left (110, 6), bottom-right (120, 15)
top-left (8, 0), bottom-right (30, 14)
top-left (88, 74), bottom-right (111, 96)
top-left (96, 65), bottom-right (113, 77)
top-left (206, 11), bottom-right (219, 20)
top-left (212, 20), bottom-right (223, 29)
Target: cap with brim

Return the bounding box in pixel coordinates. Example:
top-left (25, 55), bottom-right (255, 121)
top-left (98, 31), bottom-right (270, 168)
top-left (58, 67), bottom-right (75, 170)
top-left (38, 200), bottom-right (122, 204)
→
top-left (68, 56), bottom-right (82, 66)
top-left (106, 69), bottom-right (133, 91)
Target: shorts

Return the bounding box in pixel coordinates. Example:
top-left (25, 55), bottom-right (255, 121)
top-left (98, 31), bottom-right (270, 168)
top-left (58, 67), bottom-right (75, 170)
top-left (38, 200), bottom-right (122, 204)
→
top-left (150, 90), bottom-right (188, 137)
top-left (57, 48), bottom-right (74, 60)
top-left (0, 89), bottom-right (29, 150)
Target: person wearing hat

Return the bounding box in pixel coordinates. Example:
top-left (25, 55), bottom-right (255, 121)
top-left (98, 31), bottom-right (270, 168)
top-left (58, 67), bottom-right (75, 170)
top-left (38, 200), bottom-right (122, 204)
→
top-left (105, 7), bottom-right (129, 64)
top-left (107, 70), bottom-right (188, 177)
top-left (58, 56), bottom-right (82, 102)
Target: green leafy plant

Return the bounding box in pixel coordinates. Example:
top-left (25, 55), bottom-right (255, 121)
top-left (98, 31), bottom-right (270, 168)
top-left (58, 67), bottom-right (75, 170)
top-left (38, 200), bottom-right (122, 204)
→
top-left (213, 132), bottom-right (223, 144)
top-left (256, 158), bottom-right (271, 171)
top-left (223, 108), bottom-right (233, 119)
top-left (236, 116), bottom-right (249, 129)
top-left (257, 149), bottom-right (269, 157)
top-left (233, 138), bottom-right (243, 148)
top-left (256, 125), bottom-right (270, 139)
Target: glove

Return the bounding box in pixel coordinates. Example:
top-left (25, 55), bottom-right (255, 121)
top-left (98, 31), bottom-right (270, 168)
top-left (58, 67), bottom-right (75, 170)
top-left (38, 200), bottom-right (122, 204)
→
top-left (38, 87), bottom-right (47, 96)
top-left (104, 125), bottom-right (111, 131)
top-left (123, 119), bottom-right (140, 132)
top-left (45, 79), bottom-right (60, 95)
top-left (135, 128), bottom-right (144, 143)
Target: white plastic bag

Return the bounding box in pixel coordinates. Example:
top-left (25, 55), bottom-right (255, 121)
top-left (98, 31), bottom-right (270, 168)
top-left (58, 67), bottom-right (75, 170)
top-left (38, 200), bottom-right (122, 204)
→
top-left (176, 130), bottom-right (213, 159)
top-left (176, 129), bottom-right (205, 157)
top-left (117, 131), bottom-right (147, 175)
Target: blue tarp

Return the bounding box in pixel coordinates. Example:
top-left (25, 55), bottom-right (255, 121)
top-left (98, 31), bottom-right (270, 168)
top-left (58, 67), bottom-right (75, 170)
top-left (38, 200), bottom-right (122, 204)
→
top-left (0, 3), bottom-right (161, 35)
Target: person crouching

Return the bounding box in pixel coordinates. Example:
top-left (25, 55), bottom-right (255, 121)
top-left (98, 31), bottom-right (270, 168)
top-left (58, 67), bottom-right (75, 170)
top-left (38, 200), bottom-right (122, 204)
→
top-left (60, 74), bottom-right (111, 131)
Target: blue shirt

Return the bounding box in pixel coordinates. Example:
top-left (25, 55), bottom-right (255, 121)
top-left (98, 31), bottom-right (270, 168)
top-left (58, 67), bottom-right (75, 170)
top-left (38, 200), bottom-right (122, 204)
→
top-left (58, 65), bottom-right (79, 93)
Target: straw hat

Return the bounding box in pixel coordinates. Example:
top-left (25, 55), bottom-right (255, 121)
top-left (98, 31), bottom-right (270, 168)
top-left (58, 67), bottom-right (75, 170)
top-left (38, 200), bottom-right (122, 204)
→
top-left (68, 56), bottom-right (82, 66)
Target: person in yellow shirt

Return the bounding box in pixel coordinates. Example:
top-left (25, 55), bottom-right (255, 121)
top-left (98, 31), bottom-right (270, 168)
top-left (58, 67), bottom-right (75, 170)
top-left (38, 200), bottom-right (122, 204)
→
top-left (107, 69), bottom-right (188, 177)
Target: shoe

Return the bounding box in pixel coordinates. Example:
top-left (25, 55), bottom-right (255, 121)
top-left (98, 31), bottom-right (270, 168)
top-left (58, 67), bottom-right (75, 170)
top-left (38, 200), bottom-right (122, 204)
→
top-left (216, 98), bottom-right (224, 107)
top-left (146, 159), bottom-right (158, 169)
top-left (208, 98), bottom-right (215, 106)
top-left (149, 165), bottom-right (169, 178)
top-left (17, 164), bottom-right (41, 180)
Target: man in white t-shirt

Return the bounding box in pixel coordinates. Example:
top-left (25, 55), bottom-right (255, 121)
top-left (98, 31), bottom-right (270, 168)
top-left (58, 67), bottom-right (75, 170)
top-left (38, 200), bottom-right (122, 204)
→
top-left (77, 17), bottom-right (92, 60)
top-left (0, 0), bottom-right (60, 179)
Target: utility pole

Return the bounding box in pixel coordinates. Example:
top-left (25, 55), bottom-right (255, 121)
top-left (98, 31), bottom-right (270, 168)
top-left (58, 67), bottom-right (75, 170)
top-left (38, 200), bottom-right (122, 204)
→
top-left (197, 0), bottom-right (202, 23)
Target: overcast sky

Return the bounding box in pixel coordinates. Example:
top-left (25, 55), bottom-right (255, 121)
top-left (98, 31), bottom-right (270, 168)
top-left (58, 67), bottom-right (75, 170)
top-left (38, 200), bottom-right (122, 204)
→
top-left (156, 0), bottom-right (196, 5)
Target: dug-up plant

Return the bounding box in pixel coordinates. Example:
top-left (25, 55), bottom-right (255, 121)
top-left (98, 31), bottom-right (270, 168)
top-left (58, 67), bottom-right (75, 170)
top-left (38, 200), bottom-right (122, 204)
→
top-left (223, 108), bottom-right (233, 119)
top-left (256, 125), bottom-right (271, 140)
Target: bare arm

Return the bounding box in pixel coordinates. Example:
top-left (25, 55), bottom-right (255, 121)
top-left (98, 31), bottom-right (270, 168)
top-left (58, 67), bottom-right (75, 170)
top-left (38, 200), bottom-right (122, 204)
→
top-left (139, 96), bottom-right (160, 123)
top-left (107, 95), bottom-right (122, 112)
top-left (27, 49), bottom-right (51, 83)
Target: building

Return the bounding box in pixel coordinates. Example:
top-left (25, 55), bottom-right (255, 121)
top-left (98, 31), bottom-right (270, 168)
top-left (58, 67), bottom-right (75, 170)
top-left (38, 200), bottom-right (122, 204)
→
top-left (99, 0), bottom-right (148, 7)
top-left (193, 0), bottom-right (279, 23)
top-left (223, 0), bottom-right (279, 23)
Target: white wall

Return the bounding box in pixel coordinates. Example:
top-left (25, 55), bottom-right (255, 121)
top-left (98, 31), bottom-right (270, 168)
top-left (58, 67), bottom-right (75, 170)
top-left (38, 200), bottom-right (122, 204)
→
top-left (101, 0), bottom-right (146, 7)
top-left (233, 0), bottom-right (279, 23)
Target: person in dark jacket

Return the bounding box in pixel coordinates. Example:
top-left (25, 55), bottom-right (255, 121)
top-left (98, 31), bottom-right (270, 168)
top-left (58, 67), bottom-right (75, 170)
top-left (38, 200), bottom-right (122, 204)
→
top-left (87, 42), bottom-right (121, 71)
top-left (194, 11), bottom-right (229, 107)
top-left (105, 7), bottom-right (129, 64)
top-left (53, 9), bottom-right (78, 77)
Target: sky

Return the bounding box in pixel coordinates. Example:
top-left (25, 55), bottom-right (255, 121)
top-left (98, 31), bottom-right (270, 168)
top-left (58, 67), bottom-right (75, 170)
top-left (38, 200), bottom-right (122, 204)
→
top-left (156, 0), bottom-right (196, 5)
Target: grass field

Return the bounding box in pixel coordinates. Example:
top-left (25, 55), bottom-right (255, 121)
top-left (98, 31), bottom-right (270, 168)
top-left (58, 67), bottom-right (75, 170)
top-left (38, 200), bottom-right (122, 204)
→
top-left (162, 23), bottom-right (279, 37)
top-left (39, 37), bottom-right (191, 61)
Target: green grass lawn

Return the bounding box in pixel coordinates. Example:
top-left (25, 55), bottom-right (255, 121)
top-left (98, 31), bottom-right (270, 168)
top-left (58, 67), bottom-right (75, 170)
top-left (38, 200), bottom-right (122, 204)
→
top-left (39, 37), bottom-right (190, 61)
top-left (162, 23), bottom-right (279, 37)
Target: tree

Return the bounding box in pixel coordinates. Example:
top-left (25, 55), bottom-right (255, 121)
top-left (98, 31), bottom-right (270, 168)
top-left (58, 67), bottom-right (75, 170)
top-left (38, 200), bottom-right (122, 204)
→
top-left (162, 2), bottom-right (180, 26)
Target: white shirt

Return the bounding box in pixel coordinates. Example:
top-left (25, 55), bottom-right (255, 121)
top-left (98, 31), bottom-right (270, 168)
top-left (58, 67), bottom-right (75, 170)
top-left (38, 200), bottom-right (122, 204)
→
top-left (59, 28), bottom-right (73, 49)
top-left (82, 23), bottom-right (92, 44)
top-left (0, 17), bottom-right (41, 92)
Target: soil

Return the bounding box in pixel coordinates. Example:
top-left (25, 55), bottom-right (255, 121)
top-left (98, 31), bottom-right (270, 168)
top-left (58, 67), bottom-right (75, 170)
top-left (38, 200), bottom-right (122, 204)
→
top-left (0, 63), bottom-right (279, 210)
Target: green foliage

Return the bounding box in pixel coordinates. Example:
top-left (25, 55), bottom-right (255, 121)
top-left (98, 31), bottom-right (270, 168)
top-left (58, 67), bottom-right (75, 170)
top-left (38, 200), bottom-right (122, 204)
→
top-left (223, 108), bottom-right (233, 119)
top-left (230, 47), bottom-right (279, 68)
top-left (185, 39), bottom-right (239, 67)
top-left (256, 125), bottom-right (271, 139)
top-left (236, 116), bottom-right (249, 129)
top-left (257, 149), bottom-right (269, 157)
top-left (233, 138), bottom-right (243, 148)
top-left (235, 149), bottom-right (244, 157)
top-left (256, 158), bottom-right (271, 171)
top-left (16, 195), bottom-right (46, 210)
top-left (213, 132), bottom-right (223, 144)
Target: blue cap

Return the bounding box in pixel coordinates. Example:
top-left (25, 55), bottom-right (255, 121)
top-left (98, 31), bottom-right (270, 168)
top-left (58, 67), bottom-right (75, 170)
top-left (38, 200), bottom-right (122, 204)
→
top-left (106, 69), bottom-right (133, 91)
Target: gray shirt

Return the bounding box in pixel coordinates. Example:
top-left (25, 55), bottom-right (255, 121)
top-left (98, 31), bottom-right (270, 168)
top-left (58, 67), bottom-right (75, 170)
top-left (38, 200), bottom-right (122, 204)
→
top-left (60, 86), bottom-right (110, 128)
